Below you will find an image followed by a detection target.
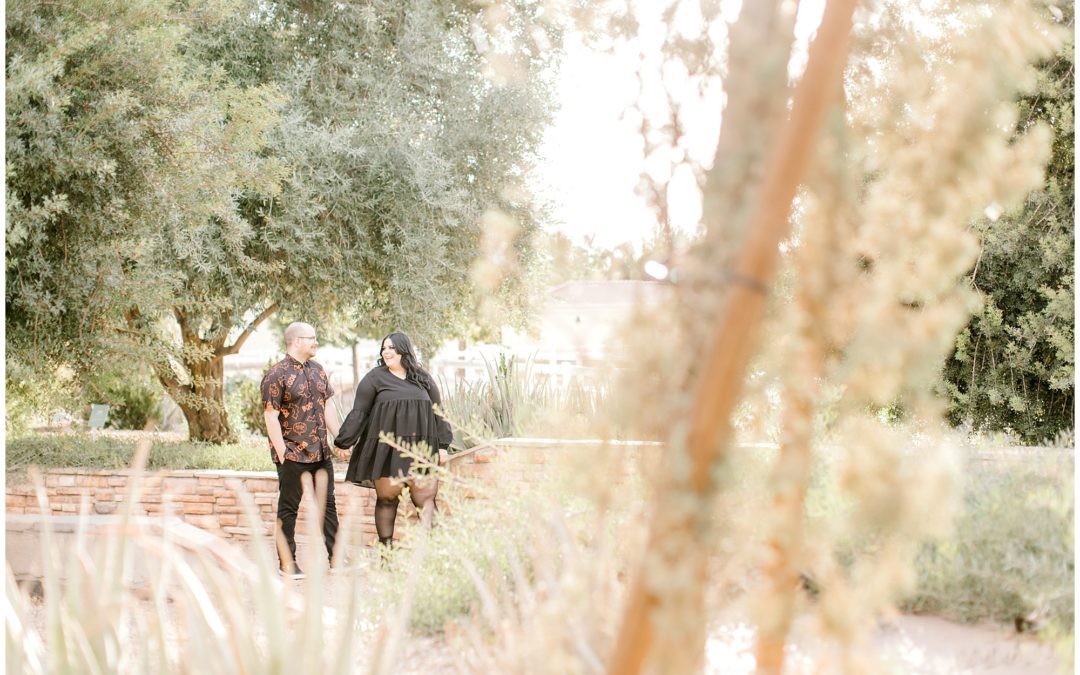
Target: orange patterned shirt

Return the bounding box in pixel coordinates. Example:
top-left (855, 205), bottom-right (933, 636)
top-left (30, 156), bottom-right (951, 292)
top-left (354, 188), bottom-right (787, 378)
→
top-left (260, 355), bottom-right (335, 464)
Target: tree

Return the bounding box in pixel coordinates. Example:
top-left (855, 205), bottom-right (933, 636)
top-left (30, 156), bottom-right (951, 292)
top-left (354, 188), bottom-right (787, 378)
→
top-left (6, 0), bottom-right (286, 438)
top-left (942, 6), bottom-right (1074, 443)
top-left (249, 0), bottom-right (557, 343)
top-left (7, 0), bottom-right (560, 442)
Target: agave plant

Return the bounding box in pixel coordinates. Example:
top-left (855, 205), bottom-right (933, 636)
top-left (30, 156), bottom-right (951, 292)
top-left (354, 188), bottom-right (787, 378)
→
top-left (438, 352), bottom-right (615, 444)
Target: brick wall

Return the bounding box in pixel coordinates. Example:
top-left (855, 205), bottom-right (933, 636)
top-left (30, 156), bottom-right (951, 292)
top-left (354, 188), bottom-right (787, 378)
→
top-left (6, 439), bottom-right (661, 546)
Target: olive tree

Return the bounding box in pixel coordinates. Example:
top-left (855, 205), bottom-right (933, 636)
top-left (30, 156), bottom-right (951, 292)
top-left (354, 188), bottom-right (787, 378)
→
top-left (7, 0), bottom-right (559, 441)
top-left (7, 0), bottom-right (286, 439)
top-left (942, 5), bottom-right (1074, 442)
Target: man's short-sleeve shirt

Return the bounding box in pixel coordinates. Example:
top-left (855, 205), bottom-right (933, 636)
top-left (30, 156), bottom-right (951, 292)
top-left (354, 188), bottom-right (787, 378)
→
top-left (261, 355), bottom-right (335, 464)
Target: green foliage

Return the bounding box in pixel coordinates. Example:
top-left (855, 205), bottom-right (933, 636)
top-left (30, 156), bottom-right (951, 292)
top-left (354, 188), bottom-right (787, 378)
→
top-left (6, 433), bottom-right (267, 483)
top-left (5, 0), bottom-right (286, 370)
top-left (5, 0), bottom-right (288, 441)
top-left (943, 8), bottom-right (1075, 442)
top-left (439, 354), bottom-right (613, 444)
top-left (367, 485), bottom-right (534, 635)
top-left (225, 376), bottom-right (265, 435)
top-left (4, 361), bottom-right (80, 435)
top-left (439, 359), bottom-right (527, 443)
top-left (181, 0), bottom-right (560, 352)
top-left (6, 0), bottom-right (560, 443)
top-left (274, 0), bottom-right (557, 352)
top-left (903, 450), bottom-right (1074, 631)
top-left (84, 372), bottom-right (162, 431)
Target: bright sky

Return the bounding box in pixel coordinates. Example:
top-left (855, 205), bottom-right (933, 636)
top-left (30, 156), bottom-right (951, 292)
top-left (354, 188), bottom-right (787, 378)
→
top-left (533, 34), bottom-right (659, 251)
top-left (532, 0), bottom-right (827, 251)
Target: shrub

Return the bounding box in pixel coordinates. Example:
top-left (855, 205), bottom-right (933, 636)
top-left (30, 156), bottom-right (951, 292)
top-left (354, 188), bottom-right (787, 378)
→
top-left (438, 354), bottom-right (539, 444)
top-left (226, 377), bottom-right (266, 435)
top-left (737, 442), bottom-right (1074, 634)
top-left (4, 360), bottom-right (80, 434)
top-left (941, 17), bottom-right (1075, 443)
top-left (365, 481), bottom-right (536, 635)
top-left (79, 369), bottom-right (163, 430)
top-left (902, 449), bottom-right (1074, 631)
top-left (101, 380), bottom-right (161, 430)
top-left (6, 433), bottom-right (268, 483)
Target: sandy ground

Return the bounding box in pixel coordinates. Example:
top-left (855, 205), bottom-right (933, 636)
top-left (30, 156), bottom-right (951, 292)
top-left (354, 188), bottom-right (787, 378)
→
top-left (703, 614), bottom-right (1065, 674)
top-left (9, 521), bottom-right (1066, 674)
top-left (874, 615), bottom-right (1064, 674)
top-left (17, 571), bottom-right (1064, 675)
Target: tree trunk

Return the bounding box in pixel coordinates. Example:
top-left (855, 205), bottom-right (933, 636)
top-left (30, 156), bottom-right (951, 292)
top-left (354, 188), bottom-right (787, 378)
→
top-left (155, 311), bottom-right (239, 444)
top-left (178, 354), bottom-right (236, 444)
top-left (146, 304), bottom-right (277, 444)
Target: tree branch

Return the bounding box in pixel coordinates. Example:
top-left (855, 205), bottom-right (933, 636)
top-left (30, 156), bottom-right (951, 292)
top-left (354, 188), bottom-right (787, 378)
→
top-left (218, 302), bottom-right (280, 356)
top-left (174, 306), bottom-right (188, 334)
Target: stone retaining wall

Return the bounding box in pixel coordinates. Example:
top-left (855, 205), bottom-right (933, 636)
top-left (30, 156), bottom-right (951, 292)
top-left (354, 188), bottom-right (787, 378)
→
top-left (6, 439), bottom-right (661, 545)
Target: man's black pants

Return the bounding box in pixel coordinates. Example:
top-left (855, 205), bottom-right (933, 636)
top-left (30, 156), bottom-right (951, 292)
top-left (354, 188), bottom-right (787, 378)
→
top-left (275, 457), bottom-right (338, 566)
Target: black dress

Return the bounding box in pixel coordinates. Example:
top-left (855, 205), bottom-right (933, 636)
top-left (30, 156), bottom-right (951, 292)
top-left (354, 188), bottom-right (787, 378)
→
top-left (335, 366), bottom-right (453, 488)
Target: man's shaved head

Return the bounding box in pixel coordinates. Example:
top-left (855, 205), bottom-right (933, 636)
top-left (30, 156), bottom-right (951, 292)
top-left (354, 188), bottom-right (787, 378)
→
top-left (284, 322), bottom-right (315, 346)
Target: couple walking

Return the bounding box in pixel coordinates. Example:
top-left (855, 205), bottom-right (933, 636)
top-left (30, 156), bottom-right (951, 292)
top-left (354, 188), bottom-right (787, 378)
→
top-left (260, 322), bottom-right (452, 578)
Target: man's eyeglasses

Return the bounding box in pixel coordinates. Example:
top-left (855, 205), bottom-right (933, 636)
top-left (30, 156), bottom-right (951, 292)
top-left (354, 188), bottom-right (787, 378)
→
top-left (297, 336), bottom-right (318, 342)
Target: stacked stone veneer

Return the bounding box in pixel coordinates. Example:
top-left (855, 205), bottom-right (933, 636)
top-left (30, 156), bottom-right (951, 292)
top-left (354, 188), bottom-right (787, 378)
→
top-left (6, 439), bottom-right (659, 545)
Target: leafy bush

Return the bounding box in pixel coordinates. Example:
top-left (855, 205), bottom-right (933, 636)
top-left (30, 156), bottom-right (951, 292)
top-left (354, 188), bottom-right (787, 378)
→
top-left (4, 359), bottom-right (80, 434)
top-left (365, 483), bottom-right (535, 635)
top-left (6, 360), bottom-right (163, 432)
top-left (728, 443), bottom-right (1074, 633)
top-left (226, 377), bottom-right (266, 435)
top-left (100, 380), bottom-right (161, 431)
top-left (941, 15), bottom-right (1075, 442)
top-left (439, 355), bottom-right (536, 444)
top-left (903, 449), bottom-right (1074, 630)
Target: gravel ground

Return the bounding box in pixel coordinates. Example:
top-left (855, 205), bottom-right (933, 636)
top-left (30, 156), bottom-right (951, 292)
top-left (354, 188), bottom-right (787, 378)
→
top-left (9, 520), bottom-right (1066, 674)
top-left (704, 613), bottom-right (1064, 674)
top-left (18, 579), bottom-right (1062, 675)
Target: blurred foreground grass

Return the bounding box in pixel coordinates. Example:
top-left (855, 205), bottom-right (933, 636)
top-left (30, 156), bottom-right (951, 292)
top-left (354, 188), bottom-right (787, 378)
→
top-left (6, 430), bottom-right (1073, 639)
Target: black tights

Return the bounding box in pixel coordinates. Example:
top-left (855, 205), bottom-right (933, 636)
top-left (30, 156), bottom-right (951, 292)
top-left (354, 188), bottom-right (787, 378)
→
top-left (373, 476), bottom-right (438, 545)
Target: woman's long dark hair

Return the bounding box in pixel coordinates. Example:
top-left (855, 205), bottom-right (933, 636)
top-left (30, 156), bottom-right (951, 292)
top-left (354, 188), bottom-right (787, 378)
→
top-left (378, 332), bottom-right (434, 389)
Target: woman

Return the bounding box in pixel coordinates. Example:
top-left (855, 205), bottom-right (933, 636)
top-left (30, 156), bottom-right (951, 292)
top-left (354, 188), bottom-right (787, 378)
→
top-left (334, 332), bottom-right (453, 546)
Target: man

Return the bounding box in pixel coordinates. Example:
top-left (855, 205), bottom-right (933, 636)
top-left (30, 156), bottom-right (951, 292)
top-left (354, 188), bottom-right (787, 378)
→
top-left (261, 321), bottom-right (343, 578)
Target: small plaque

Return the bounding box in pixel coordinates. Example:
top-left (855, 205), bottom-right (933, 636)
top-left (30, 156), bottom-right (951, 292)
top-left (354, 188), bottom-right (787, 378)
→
top-left (88, 404), bottom-right (110, 430)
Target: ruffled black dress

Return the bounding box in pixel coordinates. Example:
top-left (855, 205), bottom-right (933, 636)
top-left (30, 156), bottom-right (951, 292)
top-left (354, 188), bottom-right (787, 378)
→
top-left (334, 366), bottom-right (452, 488)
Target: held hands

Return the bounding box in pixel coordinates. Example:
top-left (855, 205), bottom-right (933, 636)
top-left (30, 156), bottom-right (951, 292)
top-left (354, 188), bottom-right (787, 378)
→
top-left (439, 448), bottom-right (449, 466)
top-left (328, 429), bottom-right (350, 461)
